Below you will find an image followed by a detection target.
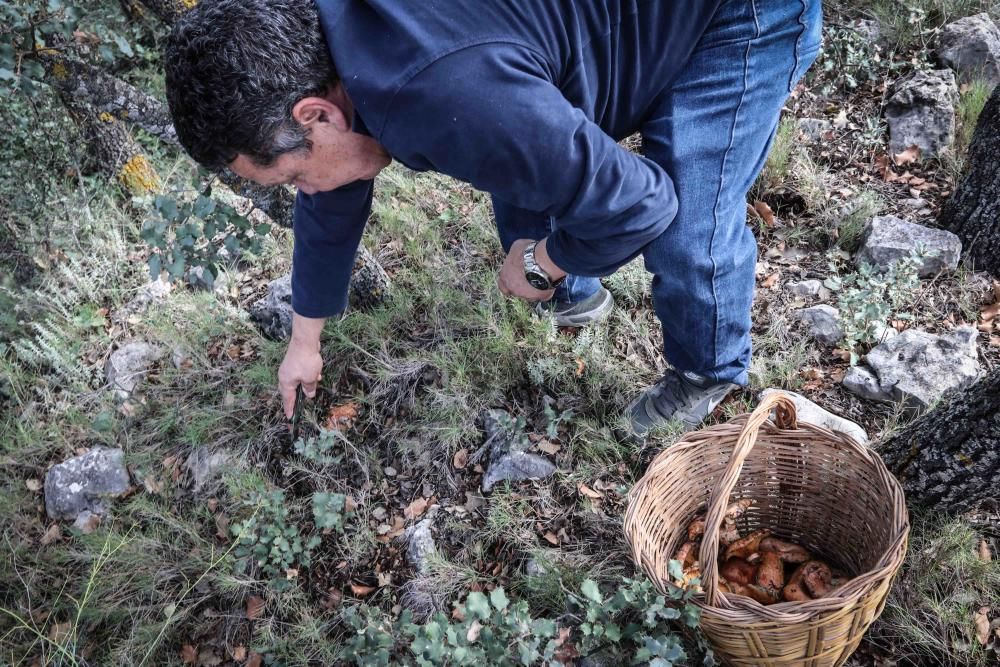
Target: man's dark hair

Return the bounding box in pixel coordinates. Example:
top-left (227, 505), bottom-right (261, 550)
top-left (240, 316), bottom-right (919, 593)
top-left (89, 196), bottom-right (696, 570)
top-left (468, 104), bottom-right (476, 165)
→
top-left (164, 0), bottom-right (338, 170)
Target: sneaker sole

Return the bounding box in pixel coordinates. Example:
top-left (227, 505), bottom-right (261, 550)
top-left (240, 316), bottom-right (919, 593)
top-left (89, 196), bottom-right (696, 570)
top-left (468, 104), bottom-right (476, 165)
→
top-left (548, 289), bottom-right (615, 327)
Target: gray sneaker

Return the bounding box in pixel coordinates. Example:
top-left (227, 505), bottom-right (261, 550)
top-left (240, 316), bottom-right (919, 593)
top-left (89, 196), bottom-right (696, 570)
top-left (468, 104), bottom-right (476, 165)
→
top-left (535, 286), bottom-right (614, 327)
top-left (627, 369), bottom-right (737, 437)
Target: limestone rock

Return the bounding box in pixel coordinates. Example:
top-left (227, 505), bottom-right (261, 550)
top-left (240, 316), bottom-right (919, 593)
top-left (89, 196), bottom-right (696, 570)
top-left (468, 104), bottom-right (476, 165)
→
top-left (843, 327), bottom-right (980, 410)
top-left (797, 118), bottom-right (832, 142)
top-left (480, 409), bottom-right (556, 493)
top-left (786, 279), bottom-right (823, 298)
top-left (249, 274), bottom-right (293, 340)
top-left (760, 389), bottom-right (868, 444)
top-left (185, 448), bottom-right (231, 493)
top-left (885, 69), bottom-right (958, 156)
top-left (404, 517), bottom-right (437, 575)
top-left (795, 305), bottom-right (844, 345)
top-left (113, 278), bottom-right (172, 323)
top-left (105, 342), bottom-right (165, 399)
top-left (936, 13), bottom-right (1000, 88)
top-left (855, 215), bottom-right (962, 277)
top-left (482, 451), bottom-right (557, 493)
top-left (44, 447), bottom-right (130, 520)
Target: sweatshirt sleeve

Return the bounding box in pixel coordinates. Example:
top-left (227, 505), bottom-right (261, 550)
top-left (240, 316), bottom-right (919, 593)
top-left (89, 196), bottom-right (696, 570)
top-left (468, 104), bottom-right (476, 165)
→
top-left (380, 43), bottom-right (678, 277)
top-left (290, 178), bottom-right (374, 318)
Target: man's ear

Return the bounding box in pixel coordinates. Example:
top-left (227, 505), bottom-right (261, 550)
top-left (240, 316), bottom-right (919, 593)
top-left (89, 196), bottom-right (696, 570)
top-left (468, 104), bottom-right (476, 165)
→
top-left (291, 96), bottom-right (350, 132)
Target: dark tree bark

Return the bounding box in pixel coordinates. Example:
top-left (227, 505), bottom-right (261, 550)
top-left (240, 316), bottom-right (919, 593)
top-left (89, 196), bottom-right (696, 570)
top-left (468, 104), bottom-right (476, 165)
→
top-left (938, 84), bottom-right (1000, 276)
top-left (878, 367), bottom-right (1000, 515)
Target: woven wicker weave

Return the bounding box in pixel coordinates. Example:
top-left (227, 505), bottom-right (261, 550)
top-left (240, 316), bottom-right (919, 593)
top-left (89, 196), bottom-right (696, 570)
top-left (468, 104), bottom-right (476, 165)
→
top-left (624, 392), bottom-right (909, 667)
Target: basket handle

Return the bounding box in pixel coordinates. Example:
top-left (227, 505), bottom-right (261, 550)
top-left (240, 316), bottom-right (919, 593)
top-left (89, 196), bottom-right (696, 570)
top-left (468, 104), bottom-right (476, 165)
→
top-left (699, 392), bottom-right (798, 607)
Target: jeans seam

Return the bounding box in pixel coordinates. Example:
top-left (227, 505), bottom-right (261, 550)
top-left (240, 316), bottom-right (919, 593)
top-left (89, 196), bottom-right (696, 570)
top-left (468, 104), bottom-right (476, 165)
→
top-left (708, 0), bottom-right (760, 384)
top-left (789, 0), bottom-right (809, 92)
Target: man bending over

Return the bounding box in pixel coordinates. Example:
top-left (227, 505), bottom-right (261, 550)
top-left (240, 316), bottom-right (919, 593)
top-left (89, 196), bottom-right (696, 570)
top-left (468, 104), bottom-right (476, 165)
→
top-left (164, 0), bottom-right (821, 437)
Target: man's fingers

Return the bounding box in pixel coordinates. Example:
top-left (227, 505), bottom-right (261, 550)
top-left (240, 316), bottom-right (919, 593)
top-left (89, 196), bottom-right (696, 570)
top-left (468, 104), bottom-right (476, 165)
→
top-left (302, 378), bottom-right (318, 399)
top-left (281, 382), bottom-right (297, 419)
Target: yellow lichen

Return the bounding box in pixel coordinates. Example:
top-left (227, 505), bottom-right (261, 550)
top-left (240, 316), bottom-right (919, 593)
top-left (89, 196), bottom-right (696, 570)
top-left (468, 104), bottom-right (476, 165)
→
top-left (51, 61), bottom-right (69, 80)
top-left (179, 0), bottom-right (198, 9)
top-left (118, 154), bottom-right (161, 195)
top-left (99, 112), bottom-right (115, 123)
top-left (118, 109), bottom-right (130, 119)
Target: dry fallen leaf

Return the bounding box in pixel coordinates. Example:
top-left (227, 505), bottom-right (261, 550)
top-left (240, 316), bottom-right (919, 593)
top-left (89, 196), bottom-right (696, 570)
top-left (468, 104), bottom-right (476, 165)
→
top-left (48, 621), bottom-right (71, 643)
top-left (324, 401), bottom-right (360, 430)
top-left (40, 524), bottom-right (62, 546)
top-left (466, 619), bottom-right (483, 642)
top-left (404, 497), bottom-right (428, 520)
top-left (345, 495), bottom-right (357, 513)
top-left (974, 607), bottom-right (990, 645)
top-left (893, 144), bottom-right (921, 166)
top-left (753, 201), bottom-right (776, 228)
top-left (978, 539), bottom-right (992, 562)
top-left (761, 272), bottom-right (780, 289)
top-left (578, 483), bottom-right (603, 500)
top-left (25, 478), bottom-right (42, 492)
top-left (536, 440), bottom-right (561, 455)
top-left (453, 448), bottom-right (469, 470)
top-left (350, 582), bottom-right (376, 597)
top-left (543, 531), bottom-right (560, 545)
top-left (231, 646), bottom-right (247, 662)
top-left (575, 357), bottom-right (586, 376)
top-left (180, 644), bottom-right (198, 665)
top-left (246, 595), bottom-right (265, 620)
top-left (246, 652), bottom-right (263, 667)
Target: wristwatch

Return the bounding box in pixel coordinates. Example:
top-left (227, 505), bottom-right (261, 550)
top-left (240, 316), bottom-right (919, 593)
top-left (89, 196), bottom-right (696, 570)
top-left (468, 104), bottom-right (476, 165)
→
top-left (522, 240), bottom-right (566, 291)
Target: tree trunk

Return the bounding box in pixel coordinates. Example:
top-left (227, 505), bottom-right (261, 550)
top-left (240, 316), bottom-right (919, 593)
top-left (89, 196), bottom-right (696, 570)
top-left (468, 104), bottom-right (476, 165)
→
top-left (878, 367), bottom-right (1000, 515)
top-left (938, 84), bottom-right (1000, 276)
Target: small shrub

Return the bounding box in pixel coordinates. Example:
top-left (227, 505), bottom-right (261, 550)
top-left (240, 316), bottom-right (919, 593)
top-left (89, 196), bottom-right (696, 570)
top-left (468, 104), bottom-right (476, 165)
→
top-left (293, 429), bottom-right (345, 465)
top-left (341, 573), bottom-right (710, 666)
top-left (232, 488), bottom-right (319, 587)
top-left (825, 251), bottom-right (924, 364)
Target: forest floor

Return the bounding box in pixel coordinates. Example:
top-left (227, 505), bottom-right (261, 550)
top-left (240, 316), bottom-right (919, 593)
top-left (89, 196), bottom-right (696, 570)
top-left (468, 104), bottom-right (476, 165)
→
top-left (2, 1), bottom-right (1000, 666)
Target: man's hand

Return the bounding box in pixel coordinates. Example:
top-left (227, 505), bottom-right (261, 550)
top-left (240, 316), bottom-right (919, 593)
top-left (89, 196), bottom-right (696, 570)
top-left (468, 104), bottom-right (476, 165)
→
top-left (279, 313), bottom-right (327, 419)
top-left (499, 238), bottom-right (565, 301)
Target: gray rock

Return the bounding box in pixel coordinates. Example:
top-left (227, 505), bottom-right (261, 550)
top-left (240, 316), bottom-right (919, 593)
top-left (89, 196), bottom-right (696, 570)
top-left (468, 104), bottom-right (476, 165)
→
top-left (185, 448), bottom-right (231, 493)
top-left (249, 274), bottom-right (293, 340)
top-left (105, 342), bottom-right (165, 399)
top-left (872, 323), bottom-right (899, 344)
top-left (885, 69), bottom-right (959, 157)
top-left (855, 215), bottom-right (962, 277)
top-left (404, 517), bottom-right (437, 574)
top-left (795, 305), bottom-right (844, 345)
top-left (844, 327), bottom-right (980, 410)
top-left (72, 510), bottom-right (100, 534)
top-left (579, 648), bottom-right (625, 667)
top-left (482, 451), bottom-right (556, 493)
top-left (843, 366), bottom-right (891, 402)
top-left (786, 279), bottom-right (823, 297)
top-left (797, 118), bottom-right (833, 142)
top-left (113, 278), bottom-right (172, 323)
top-left (44, 447), bottom-right (130, 520)
top-left (760, 389), bottom-right (868, 444)
top-left (901, 197), bottom-right (929, 209)
top-left (936, 13), bottom-right (1000, 88)
top-left (524, 558), bottom-right (549, 578)
top-left (188, 266), bottom-right (231, 297)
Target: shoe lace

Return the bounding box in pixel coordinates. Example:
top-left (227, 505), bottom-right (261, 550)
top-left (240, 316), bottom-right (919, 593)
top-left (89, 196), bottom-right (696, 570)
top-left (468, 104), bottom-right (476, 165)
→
top-left (647, 372), bottom-right (696, 420)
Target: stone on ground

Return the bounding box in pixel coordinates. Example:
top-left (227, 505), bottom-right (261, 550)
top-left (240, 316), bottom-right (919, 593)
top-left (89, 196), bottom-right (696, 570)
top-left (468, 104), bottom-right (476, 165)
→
top-left (855, 215), bottom-right (962, 276)
top-left (936, 13), bottom-right (1000, 88)
top-left (795, 304), bottom-right (844, 346)
top-left (786, 279), bottom-right (823, 298)
top-left (404, 516), bottom-right (437, 575)
top-left (185, 448), bottom-right (232, 493)
top-left (760, 389), bottom-right (868, 444)
top-left (106, 341), bottom-right (165, 399)
top-left (115, 277), bottom-right (172, 323)
top-left (45, 447), bottom-right (130, 520)
top-left (480, 409), bottom-right (557, 493)
top-left (885, 69), bottom-right (958, 156)
top-left (796, 118), bottom-right (832, 143)
top-left (842, 327), bottom-right (980, 410)
top-left (249, 274), bottom-right (293, 340)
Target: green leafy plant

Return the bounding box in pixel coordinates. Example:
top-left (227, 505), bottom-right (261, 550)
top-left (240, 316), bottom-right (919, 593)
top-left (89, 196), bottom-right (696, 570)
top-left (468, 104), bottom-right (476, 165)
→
top-left (141, 183), bottom-right (271, 289)
top-left (825, 251), bottom-right (924, 364)
top-left (231, 488), bottom-right (320, 588)
top-left (294, 429), bottom-right (344, 465)
top-left (312, 491), bottom-right (350, 533)
top-left (340, 573), bottom-right (709, 666)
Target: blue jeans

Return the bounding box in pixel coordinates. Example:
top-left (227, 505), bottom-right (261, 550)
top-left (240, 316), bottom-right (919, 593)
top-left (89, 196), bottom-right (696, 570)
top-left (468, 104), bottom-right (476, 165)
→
top-left (494, 0), bottom-right (822, 386)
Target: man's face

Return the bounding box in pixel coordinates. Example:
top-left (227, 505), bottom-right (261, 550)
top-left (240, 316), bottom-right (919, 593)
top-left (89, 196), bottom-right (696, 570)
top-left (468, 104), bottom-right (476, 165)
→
top-left (228, 89), bottom-right (390, 195)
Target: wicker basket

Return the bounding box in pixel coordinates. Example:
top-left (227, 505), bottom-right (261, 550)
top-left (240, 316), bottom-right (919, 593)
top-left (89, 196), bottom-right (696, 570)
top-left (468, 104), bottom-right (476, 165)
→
top-left (624, 392), bottom-right (909, 667)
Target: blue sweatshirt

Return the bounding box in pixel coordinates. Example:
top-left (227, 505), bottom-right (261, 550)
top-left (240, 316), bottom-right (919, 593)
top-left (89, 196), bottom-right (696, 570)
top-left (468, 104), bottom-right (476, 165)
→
top-left (292, 0), bottom-right (722, 318)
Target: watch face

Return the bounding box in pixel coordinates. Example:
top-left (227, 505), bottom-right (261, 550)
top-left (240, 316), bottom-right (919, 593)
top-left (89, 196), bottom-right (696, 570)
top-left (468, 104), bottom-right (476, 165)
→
top-left (525, 270), bottom-right (550, 290)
